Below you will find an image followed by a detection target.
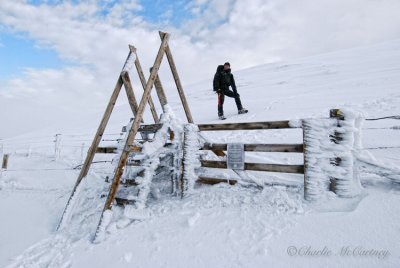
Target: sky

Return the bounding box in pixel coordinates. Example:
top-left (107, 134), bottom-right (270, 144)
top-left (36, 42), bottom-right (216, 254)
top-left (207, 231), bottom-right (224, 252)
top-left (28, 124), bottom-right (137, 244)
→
top-left (1, 0), bottom-right (400, 138)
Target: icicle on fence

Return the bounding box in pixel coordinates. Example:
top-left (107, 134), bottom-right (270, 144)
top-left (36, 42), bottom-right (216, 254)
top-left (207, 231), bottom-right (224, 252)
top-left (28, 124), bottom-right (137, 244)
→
top-left (303, 109), bottom-right (363, 201)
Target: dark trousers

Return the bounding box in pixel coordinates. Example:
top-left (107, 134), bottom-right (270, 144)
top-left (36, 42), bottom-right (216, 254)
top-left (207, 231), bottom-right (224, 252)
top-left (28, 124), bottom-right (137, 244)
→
top-left (218, 89), bottom-right (242, 116)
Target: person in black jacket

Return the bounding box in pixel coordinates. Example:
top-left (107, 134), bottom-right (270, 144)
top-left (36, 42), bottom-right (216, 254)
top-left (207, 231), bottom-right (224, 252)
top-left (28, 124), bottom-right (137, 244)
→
top-left (213, 62), bottom-right (247, 119)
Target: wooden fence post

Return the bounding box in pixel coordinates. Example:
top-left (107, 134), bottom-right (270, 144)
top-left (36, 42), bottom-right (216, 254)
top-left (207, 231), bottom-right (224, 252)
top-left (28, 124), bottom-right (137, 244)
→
top-left (2, 154), bottom-right (9, 170)
top-left (329, 109), bottom-right (344, 193)
top-left (54, 134), bottom-right (62, 161)
top-left (329, 108), bottom-right (362, 198)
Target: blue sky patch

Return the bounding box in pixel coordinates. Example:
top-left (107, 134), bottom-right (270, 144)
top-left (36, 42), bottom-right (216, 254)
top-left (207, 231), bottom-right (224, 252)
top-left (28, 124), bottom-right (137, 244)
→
top-left (0, 0), bottom-right (221, 83)
top-left (137, 0), bottom-right (194, 26)
top-left (0, 32), bottom-right (66, 82)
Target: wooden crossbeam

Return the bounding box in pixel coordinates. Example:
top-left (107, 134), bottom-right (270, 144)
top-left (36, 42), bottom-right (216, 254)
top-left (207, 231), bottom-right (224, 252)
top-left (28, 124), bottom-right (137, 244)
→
top-left (136, 120), bottom-right (299, 133)
top-left (200, 160), bottom-right (304, 174)
top-left (201, 143), bottom-right (304, 153)
top-left (197, 121), bottom-right (295, 131)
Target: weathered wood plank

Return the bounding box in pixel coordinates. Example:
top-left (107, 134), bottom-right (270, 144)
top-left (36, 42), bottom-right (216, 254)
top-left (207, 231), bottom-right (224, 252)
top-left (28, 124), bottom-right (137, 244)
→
top-left (200, 160), bottom-right (304, 174)
top-left (198, 121), bottom-right (295, 131)
top-left (201, 143), bottom-right (304, 153)
top-left (96, 145), bottom-right (141, 154)
top-left (96, 147), bottom-right (117, 154)
top-left (159, 31), bottom-right (194, 123)
top-left (137, 121), bottom-right (299, 132)
top-left (212, 149), bottom-right (226, 157)
top-left (138, 124), bottom-right (162, 132)
top-left (197, 176), bottom-right (237, 185)
top-left (150, 67), bottom-right (168, 110)
top-left (121, 178), bottom-right (139, 186)
top-left (121, 71), bottom-right (142, 121)
top-left (115, 197), bottom-right (135, 206)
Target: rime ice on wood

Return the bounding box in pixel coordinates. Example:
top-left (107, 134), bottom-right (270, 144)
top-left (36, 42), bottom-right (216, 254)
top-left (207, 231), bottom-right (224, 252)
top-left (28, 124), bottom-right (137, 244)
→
top-left (182, 124), bottom-right (202, 195)
top-left (332, 108), bottom-right (364, 197)
top-left (303, 118), bottom-right (334, 201)
top-left (303, 109), bottom-right (364, 201)
top-left (122, 51), bottom-right (137, 73)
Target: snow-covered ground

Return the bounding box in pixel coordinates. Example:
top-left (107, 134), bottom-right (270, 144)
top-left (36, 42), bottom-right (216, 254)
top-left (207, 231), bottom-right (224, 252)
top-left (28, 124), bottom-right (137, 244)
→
top-left (1, 39), bottom-right (400, 267)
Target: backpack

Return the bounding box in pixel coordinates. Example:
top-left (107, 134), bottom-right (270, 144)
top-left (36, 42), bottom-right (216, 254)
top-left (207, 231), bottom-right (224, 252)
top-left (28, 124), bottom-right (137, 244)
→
top-left (213, 65), bottom-right (224, 91)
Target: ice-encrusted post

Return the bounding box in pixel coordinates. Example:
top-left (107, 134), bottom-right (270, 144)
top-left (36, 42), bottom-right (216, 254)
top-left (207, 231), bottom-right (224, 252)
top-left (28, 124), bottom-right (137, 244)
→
top-left (328, 109), bottom-right (363, 198)
top-left (180, 124), bottom-right (201, 198)
top-left (303, 109), bottom-right (363, 201)
top-left (329, 109), bottom-right (344, 193)
top-left (302, 118), bottom-right (333, 201)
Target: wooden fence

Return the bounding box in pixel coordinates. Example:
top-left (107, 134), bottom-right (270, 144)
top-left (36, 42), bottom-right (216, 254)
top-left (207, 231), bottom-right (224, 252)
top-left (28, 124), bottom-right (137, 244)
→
top-left (188, 120), bottom-right (305, 190)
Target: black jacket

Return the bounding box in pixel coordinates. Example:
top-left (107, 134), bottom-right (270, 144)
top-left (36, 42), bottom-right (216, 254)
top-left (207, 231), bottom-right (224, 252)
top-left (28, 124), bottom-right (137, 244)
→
top-left (213, 65), bottom-right (237, 93)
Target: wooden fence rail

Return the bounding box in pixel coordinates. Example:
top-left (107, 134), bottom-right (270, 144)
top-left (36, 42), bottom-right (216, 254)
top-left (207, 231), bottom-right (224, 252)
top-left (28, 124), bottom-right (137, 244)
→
top-left (197, 121), bottom-right (297, 131)
top-left (201, 143), bottom-right (303, 153)
top-left (197, 176), bottom-right (238, 185)
top-left (200, 160), bottom-right (304, 174)
top-left (138, 120), bottom-right (301, 133)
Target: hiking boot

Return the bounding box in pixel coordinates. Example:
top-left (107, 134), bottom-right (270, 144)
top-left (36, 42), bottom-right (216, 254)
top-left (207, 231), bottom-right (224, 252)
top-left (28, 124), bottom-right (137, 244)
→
top-left (219, 115), bottom-right (226, 120)
top-left (238, 108), bottom-right (248, 114)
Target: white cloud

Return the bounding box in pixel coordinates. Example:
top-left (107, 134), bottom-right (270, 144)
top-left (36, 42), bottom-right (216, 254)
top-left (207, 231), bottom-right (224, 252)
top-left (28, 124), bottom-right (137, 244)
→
top-left (1, 0), bottom-right (400, 137)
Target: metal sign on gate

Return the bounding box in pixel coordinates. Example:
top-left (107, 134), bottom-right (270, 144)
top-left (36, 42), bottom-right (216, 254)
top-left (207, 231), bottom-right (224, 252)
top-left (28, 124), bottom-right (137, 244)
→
top-left (227, 143), bottom-right (245, 170)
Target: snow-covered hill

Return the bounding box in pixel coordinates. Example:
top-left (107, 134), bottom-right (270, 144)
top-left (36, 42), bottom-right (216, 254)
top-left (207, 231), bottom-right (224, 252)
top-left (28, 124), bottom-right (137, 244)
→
top-left (1, 39), bottom-right (400, 268)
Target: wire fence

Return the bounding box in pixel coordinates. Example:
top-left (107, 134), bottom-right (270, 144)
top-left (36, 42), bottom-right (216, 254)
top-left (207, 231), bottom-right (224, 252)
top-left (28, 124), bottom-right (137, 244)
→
top-left (0, 132), bottom-right (124, 160)
top-left (0, 115), bottom-right (399, 173)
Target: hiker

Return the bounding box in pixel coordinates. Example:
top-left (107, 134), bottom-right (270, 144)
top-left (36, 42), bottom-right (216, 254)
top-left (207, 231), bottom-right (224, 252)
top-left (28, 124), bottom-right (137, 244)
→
top-left (213, 62), bottom-right (248, 120)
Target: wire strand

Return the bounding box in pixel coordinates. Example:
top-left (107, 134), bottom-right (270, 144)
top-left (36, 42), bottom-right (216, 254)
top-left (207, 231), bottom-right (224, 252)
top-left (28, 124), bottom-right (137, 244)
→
top-left (365, 116), bottom-right (400, 121)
